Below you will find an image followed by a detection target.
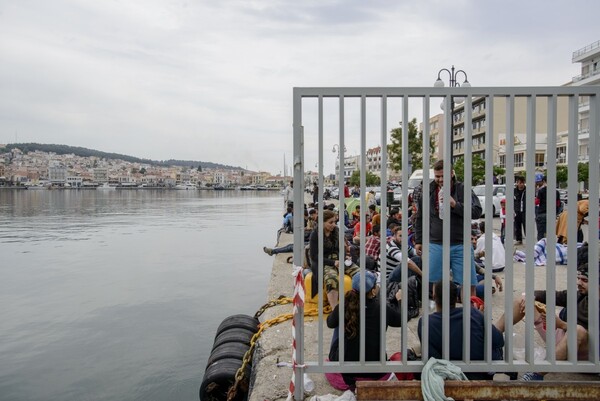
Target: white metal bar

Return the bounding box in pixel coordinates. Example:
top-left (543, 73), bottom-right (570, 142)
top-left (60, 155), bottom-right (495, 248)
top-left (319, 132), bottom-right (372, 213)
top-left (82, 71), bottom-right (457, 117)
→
top-left (524, 95), bottom-right (536, 364)
top-left (442, 94), bottom-right (452, 361)
top-left (463, 96), bottom-right (473, 364)
top-left (484, 95), bottom-right (495, 364)
top-left (421, 96), bottom-right (431, 363)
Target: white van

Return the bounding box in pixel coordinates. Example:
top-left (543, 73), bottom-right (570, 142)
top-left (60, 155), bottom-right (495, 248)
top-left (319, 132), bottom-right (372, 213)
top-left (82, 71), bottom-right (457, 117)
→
top-left (407, 169), bottom-right (434, 193)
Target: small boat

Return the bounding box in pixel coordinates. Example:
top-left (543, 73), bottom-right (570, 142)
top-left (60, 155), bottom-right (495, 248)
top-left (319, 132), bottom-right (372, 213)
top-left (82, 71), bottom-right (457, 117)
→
top-left (239, 185), bottom-right (256, 191)
top-left (213, 185), bottom-right (226, 190)
top-left (175, 182), bottom-right (197, 190)
top-left (97, 183), bottom-right (117, 190)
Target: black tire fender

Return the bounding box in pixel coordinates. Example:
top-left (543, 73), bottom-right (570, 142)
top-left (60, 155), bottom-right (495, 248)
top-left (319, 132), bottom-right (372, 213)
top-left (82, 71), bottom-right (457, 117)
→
top-left (212, 328), bottom-right (255, 350)
top-left (206, 342), bottom-right (251, 368)
top-left (199, 358), bottom-right (250, 401)
top-left (214, 315), bottom-right (260, 339)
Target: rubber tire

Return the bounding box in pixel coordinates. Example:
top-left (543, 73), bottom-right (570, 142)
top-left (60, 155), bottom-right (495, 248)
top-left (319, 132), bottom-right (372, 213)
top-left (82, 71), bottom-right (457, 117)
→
top-left (206, 342), bottom-right (251, 368)
top-left (200, 358), bottom-right (250, 401)
top-left (212, 328), bottom-right (255, 350)
top-left (214, 315), bottom-right (259, 339)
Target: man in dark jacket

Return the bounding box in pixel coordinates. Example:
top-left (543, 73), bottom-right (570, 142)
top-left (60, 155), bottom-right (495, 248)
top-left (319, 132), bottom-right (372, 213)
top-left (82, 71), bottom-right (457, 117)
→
top-left (514, 176), bottom-right (526, 244)
top-left (414, 159), bottom-right (482, 295)
top-left (535, 174), bottom-right (561, 241)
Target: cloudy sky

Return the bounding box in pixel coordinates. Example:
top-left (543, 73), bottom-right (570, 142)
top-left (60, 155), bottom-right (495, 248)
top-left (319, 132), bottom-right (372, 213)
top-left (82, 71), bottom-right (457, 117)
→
top-left (1, 0), bottom-right (598, 175)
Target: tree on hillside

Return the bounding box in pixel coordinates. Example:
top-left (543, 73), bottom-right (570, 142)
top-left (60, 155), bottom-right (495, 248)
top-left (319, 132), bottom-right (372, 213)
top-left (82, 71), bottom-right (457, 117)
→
top-left (388, 118), bottom-right (435, 172)
top-left (349, 170), bottom-right (380, 186)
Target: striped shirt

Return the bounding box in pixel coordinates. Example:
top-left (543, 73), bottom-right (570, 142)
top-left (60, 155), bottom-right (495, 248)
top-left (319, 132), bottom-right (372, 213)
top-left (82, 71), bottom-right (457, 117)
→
top-left (385, 237), bottom-right (417, 278)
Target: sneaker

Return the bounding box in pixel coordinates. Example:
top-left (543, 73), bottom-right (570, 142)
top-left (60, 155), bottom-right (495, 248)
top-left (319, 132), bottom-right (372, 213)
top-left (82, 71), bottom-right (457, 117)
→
top-left (263, 247), bottom-right (273, 256)
top-left (520, 372), bottom-right (544, 381)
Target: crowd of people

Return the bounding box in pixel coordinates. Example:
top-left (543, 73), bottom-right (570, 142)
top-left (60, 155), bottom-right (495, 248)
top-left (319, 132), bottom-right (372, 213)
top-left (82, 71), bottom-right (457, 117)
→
top-left (262, 162), bottom-right (598, 390)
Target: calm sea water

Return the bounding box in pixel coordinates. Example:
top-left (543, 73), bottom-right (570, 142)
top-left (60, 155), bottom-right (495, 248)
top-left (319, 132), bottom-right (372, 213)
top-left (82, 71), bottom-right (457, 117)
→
top-left (0, 189), bottom-right (283, 401)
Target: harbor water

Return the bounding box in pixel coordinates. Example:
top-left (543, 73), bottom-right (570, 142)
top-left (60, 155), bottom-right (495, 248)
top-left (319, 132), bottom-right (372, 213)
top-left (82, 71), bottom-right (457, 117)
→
top-left (0, 189), bottom-right (283, 401)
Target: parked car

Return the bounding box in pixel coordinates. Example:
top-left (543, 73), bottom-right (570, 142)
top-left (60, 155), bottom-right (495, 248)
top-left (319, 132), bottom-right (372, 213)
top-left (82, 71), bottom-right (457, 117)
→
top-left (558, 189), bottom-right (568, 204)
top-left (393, 186), bottom-right (403, 205)
top-left (473, 185), bottom-right (506, 217)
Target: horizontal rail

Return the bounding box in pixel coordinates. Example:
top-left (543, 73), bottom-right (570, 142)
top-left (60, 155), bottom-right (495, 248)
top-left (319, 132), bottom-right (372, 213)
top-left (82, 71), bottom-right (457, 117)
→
top-left (356, 380), bottom-right (600, 401)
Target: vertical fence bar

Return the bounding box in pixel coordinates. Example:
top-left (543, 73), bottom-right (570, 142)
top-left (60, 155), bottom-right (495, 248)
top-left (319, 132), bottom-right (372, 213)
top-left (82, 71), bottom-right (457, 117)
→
top-left (292, 88), bottom-right (305, 400)
top-left (421, 96), bottom-right (431, 363)
top-left (545, 94), bottom-right (558, 362)
top-left (524, 95), bottom-right (536, 365)
top-left (484, 95), bottom-right (495, 363)
top-left (317, 96), bottom-right (325, 368)
top-left (463, 95), bottom-right (473, 364)
top-left (401, 96), bottom-right (409, 363)
top-left (379, 95), bottom-right (388, 363)
top-left (503, 95), bottom-right (515, 365)
top-left (566, 95), bottom-right (579, 363)
top-left (588, 89), bottom-right (600, 365)
top-left (442, 94), bottom-right (452, 361)
top-left (588, 91), bottom-right (600, 365)
top-left (337, 95), bottom-right (345, 364)
top-left (359, 95), bottom-right (367, 364)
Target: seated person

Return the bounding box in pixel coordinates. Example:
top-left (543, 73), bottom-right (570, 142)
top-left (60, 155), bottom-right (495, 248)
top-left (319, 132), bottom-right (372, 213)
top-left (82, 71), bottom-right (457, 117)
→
top-left (353, 213), bottom-right (372, 242)
top-left (521, 262), bottom-right (599, 381)
top-left (327, 271), bottom-right (403, 389)
top-left (474, 221), bottom-right (506, 273)
top-left (556, 199), bottom-right (589, 244)
top-left (364, 224), bottom-right (381, 260)
top-left (385, 225), bottom-right (422, 282)
top-left (309, 210), bottom-right (359, 308)
top-left (418, 280), bottom-right (517, 380)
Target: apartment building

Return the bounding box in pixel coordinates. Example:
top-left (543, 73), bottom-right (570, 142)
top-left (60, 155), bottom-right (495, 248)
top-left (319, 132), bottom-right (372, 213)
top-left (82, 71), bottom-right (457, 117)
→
top-left (420, 113), bottom-right (444, 161)
top-left (451, 95), bottom-right (568, 176)
top-left (569, 39), bottom-right (600, 163)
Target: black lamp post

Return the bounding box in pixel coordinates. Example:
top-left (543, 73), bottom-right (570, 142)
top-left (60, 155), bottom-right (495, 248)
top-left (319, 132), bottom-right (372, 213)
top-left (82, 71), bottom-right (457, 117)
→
top-left (434, 65), bottom-right (470, 163)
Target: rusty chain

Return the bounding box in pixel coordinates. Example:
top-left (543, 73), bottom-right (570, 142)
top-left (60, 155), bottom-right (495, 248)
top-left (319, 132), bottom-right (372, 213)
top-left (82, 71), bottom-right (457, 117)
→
top-left (226, 299), bottom-right (331, 401)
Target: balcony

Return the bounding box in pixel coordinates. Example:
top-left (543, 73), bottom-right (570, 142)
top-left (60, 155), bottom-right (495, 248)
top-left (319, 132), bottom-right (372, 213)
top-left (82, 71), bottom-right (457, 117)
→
top-left (572, 40), bottom-right (600, 62)
top-left (572, 67), bottom-right (600, 83)
top-left (579, 100), bottom-right (590, 113)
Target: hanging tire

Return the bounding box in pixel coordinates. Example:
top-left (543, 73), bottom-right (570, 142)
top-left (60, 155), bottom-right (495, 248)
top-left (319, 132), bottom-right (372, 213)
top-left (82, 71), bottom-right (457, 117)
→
top-left (212, 328), bottom-right (255, 350)
top-left (206, 342), bottom-right (251, 368)
top-left (200, 358), bottom-right (251, 401)
top-left (214, 315), bottom-right (260, 339)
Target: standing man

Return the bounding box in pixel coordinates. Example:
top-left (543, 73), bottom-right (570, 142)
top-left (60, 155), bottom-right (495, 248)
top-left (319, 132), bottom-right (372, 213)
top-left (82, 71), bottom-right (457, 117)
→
top-left (514, 176), bottom-right (526, 245)
top-left (414, 160), bottom-right (482, 295)
top-left (535, 175), bottom-right (560, 241)
top-left (312, 182), bottom-right (318, 205)
top-left (284, 180), bottom-right (294, 210)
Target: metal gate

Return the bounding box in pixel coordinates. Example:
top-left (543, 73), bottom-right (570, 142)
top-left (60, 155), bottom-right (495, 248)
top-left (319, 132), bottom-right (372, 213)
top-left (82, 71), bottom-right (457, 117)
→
top-left (291, 86), bottom-right (599, 400)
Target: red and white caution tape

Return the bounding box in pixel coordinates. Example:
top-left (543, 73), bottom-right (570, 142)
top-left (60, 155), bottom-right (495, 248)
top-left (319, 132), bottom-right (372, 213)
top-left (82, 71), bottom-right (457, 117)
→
top-left (287, 265), bottom-right (305, 401)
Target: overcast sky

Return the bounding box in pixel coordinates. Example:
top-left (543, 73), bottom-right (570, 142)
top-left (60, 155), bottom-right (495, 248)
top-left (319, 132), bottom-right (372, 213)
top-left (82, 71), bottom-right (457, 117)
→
top-left (1, 0), bottom-right (598, 175)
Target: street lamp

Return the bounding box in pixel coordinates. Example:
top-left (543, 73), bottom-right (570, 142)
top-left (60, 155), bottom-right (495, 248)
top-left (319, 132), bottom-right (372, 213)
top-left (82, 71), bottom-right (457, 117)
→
top-left (434, 65), bottom-right (470, 163)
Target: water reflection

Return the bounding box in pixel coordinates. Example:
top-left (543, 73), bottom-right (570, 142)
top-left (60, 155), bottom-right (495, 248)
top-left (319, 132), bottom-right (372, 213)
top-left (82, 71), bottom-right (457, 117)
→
top-left (0, 189), bottom-right (282, 401)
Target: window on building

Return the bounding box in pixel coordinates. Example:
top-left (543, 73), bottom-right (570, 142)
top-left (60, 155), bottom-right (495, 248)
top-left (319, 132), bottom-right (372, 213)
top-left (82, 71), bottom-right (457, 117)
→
top-left (535, 153), bottom-right (545, 167)
top-left (556, 146), bottom-right (567, 163)
top-left (499, 155), bottom-right (506, 169)
top-left (514, 153), bottom-right (524, 168)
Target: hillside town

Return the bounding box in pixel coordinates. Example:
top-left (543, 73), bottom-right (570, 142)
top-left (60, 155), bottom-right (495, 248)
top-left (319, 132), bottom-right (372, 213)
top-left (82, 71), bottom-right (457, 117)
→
top-left (0, 145), bottom-right (288, 189)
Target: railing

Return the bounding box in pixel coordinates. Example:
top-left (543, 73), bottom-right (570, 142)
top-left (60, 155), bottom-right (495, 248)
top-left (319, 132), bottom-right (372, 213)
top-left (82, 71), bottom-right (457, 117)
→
top-left (572, 67), bottom-right (600, 82)
top-left (291, 86), bottom-right (599, 400)
top-left (573, 40), bottom-right (600, 60)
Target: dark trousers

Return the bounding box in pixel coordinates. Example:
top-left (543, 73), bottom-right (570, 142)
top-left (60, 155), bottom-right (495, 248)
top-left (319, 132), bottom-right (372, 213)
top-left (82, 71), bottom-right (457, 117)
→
top-left (514, 211), bottom-right (526, 241)
top-left (535, 214), bottom-right (546, 241)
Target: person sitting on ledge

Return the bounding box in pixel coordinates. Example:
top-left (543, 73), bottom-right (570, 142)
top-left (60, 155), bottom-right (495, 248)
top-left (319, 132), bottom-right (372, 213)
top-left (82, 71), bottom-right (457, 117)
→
top-left (309, 210), bottom-right (359, 308)
top-left (520, 262), bottom-right (599, 381)
top-left (418, 280), bottom-right (525, 380)
top-left (327, 271), bottom-right (403, 389)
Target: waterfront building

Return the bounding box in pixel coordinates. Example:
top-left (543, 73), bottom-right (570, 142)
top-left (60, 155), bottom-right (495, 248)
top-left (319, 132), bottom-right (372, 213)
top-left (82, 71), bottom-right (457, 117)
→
top-left (569, 39), bottom-right (600, 164)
